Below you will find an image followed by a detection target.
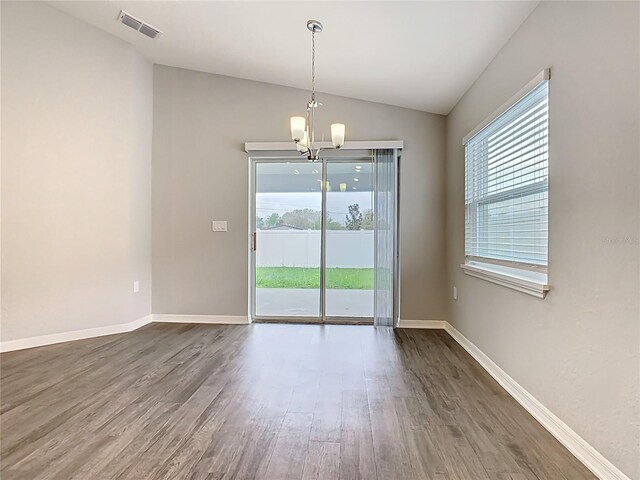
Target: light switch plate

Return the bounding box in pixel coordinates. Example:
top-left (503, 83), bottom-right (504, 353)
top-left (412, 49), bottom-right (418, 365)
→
top-left (212, 220), bottom-right (228, 232)
top-left (453, 286), bottom-right (458, 300)
top-left (133, 281), bottom-right (140, 293)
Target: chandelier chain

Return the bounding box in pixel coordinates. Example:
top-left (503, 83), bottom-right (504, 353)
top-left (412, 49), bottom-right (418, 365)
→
top-left (311, 31), bottom-right (315, 102)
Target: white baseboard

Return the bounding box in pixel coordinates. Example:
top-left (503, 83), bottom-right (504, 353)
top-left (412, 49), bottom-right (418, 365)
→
top-left (0, 314), bottom-right (154, 353)
top-left (152, 314), bottom-right (251, 325)
top-left (398, 319), bottom-right (447, 329)
top-left (0, 314), bottom-right (250, 353)
top-left (441, 323), bottom-right (629, 480)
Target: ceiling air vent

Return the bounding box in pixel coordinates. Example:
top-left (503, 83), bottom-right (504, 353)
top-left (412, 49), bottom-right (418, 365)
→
top-left (118, 10), bottom-right (162, 39)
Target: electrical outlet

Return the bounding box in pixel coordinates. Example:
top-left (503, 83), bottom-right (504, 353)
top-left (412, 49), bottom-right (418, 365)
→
top-left (212, 220), bottom-right (228, 232)
top-left (453, 286), bottom-right (458, 300)
top-left (133, 281), bottom-right (140, 293)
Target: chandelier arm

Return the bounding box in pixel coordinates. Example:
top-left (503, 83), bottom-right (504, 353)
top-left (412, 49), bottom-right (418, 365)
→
top-left (295, 141), bottom-right (312, 159)
top-left (310, 98), bottom-right (315, 149)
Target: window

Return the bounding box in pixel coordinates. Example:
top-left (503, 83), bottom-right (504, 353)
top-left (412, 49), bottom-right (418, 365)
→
top-left (462, 70), bottom-right (550, 297)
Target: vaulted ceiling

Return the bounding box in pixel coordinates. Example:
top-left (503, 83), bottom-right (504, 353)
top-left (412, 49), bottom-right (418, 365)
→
top-left (50, 1), bottom-right (538, 114)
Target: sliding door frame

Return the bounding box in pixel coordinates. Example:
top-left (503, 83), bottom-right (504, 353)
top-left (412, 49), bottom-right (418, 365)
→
top-left (246, 141), bottom-right (402, 325)
top-left (249, 156), bottom-right (323, 324)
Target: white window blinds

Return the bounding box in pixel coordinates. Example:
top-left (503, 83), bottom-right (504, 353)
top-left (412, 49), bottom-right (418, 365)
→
top-left (465, 79), bottom-right (549, 268)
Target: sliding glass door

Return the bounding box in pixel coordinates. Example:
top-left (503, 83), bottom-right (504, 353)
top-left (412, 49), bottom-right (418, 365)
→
top-left (253, 161), bottom-right (322, 318)
top-left (325, 161), bottom-right (374, 318)
top-left (250, 151), bottom-right (398, 325)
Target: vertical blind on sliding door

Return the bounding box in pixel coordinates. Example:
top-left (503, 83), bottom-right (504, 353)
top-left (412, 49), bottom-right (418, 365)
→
top-left (464, 80), bottom-right (549, 268)
top-left (374, 149), bottom-right (398, 327)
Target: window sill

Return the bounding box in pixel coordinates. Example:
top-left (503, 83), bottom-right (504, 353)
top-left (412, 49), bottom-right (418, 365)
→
top-left (460, 261), bottom-right (549, 298)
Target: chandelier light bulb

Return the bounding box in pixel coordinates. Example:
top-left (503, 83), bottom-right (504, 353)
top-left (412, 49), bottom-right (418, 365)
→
top-left (331, 123), bottom-right (345, 148)
top-left (290, 116), bottom-right (306, 141)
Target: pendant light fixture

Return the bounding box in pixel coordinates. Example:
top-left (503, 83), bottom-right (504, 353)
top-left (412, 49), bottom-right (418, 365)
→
top-left (290, 20), bottom-right (345, 161)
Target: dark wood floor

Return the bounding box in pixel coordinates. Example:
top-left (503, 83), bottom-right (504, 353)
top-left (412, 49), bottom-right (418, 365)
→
top-left (0, 323), bottom-right (595, 480)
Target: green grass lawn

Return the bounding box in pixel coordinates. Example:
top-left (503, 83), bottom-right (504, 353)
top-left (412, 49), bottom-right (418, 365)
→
top-left (256, 267), bottom-right (373, 289)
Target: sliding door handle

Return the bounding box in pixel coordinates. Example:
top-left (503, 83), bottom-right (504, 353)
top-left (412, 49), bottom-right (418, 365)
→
top-left (251, 232), bottom-right (257, 251)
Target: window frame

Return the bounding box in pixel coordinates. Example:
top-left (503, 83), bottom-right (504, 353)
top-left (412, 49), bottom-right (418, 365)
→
top-left (461, 69), bottom-right (551, 298)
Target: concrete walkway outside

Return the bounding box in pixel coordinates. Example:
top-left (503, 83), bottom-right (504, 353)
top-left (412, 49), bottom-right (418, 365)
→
top-left (256, 288), bottom-right (373, 318)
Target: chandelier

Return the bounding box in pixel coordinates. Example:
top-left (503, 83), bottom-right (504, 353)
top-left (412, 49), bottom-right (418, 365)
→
top-left (290, 20), bottom-right (345, 161)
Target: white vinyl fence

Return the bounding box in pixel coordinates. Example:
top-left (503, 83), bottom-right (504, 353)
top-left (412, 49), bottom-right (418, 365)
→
top-left (256, 230), bottom-right (374, 268)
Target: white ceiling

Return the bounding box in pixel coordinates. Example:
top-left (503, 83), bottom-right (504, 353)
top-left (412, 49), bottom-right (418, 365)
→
top-left (49, 1), bottom-right (538, 114)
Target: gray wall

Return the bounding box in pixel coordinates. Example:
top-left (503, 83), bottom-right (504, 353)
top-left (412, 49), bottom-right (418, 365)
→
top-left (445, 2), bottom-right (639, 477)
top-left (152, 65), bottom-right (447, 321)
top-left (1, 2), bottom-right (153, 341)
